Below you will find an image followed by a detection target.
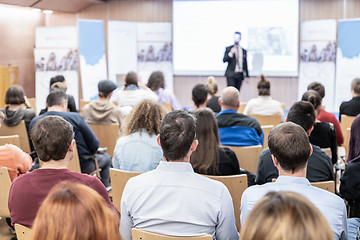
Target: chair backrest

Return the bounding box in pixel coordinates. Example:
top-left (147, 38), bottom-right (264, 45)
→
top-left (79, 99), bottom-right (90, 111)
top-left (261, 125), bottom-right (274, 149)
top-left (311, 180), bottom-right (335, 193)
top-left (321, 147), bottom-right (332, 159)
top-left (249, 114), bottom-right (281, 126)
top-left (26, 97), bottom-right (37, 115)
top-left (223, 145), bottom-right (262, 173)
top-left (132, 228), bottom-right (212, 240)
top-left (89, 123), bottom-right (120, 157)
top-left (0, 134), bottom-right (21, 148)
top-left (0, 120), bottom-right (31, 153)
top-left (14, 223), bottom-right (32, 240)
top-left (344, 127), bottom-right (351, 162)
top-left (110, 168), bottom-right (142, 212)
top-left (205, 174), bottom-right (247, 231)
top-left (237, 102), bottom-right (247, 114)
top-left (341, 115), bottom-right (355, 149)
top-left (0, 167), bottom-right (11, 217)
top-left (162, 103), bottom-right (172, 113)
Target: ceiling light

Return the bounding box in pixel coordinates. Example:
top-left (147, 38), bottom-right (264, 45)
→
top-left (32, 8), bottom-right (41, 12)
top-left (42, 10), bottom-right (53, 14)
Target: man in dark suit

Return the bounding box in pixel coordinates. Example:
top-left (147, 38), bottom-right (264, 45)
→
top-left (223, 31), bottom-right (249, 91)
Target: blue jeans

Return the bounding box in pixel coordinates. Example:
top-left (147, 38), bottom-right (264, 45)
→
top-left (348, 218), bottom-right (360, 240)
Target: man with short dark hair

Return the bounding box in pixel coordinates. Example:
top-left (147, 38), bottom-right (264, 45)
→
top-left (216, 86), bottom-right (263, 146)
top-left (120, 110), bottom-right (238, 240)
top-left (191, 84), bottom-right (208, 110)
top-left (82, 79), bottom-right (123, 126)
top-left (255, 101), bottom-right (334, 184)
top-left (9, 115), bottom-right (118, 228)
top-left (241, 122), bottom-right (347, 240)
top-left (30, 90), bottom-right (112, 187)
top-left (340, 77), bottom-right (360, 118)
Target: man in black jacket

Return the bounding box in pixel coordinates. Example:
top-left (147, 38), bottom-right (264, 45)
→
top-left (223, 31), bottom-right (249, 91)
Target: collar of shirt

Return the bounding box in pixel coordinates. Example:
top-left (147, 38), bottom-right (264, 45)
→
top-left (258, 96), bottom-right (272, 100)
top-left (275, 175), bottom-right (311, 186)
top-left (156, 161), bottom-right (194, 172)
top-left (218, 109), bottom-right (237, 115)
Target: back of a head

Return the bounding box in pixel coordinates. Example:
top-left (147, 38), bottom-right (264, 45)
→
top-left (351, 78), bottom-right (360, 95)
top-left (301, 90), bottom-right (322, 110)
top-left (307, 82), bottom-right (325, 99)
top-left (31, 115), bottom-right (74, 162)
top-left (31, 182), bottom-right (121, 240)
top-left (240, 191), bottom-right (333, 240)
top-left (147, 71), bottom-right (165, 91)
top-left (124, 99), bottom-right (165, 136)
top-left (160, 110), bottom-right (196, 161)
top-left (287, 101), bottom-right (316, 132)
top-left (257, 75), bottom-right (270, 96)
top-left (192, 84), bottom-right (209, 107)
top-left (191, 108), bottom-right (219, 174)
top-left (268, 122), bottom-right (311, 173)
top-left (206, 76), bottom-right (218, 96)
top-left (98, 79), bottom-right (117, 98)
top-left (125, 71), bottom-right (138, 87)
top-left (220, 86), bottom-right (240, 109)
top-left (5, 85), bottom-right (25, 105)
top-left (46, 90), bottom-right (68, 108)
top-left (49, 75), bottom-right (66, 88)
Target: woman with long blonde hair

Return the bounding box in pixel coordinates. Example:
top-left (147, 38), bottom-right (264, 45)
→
top-left (113, 99), bottom-right (166, 172)
top-left (31, 182), bottom-right (122, 240)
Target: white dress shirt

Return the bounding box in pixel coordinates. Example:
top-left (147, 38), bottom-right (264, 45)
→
top-left (243, 96), bottom-right (285, 121)
top-left (120, 161), bottom-right (239, 240)
top-left (241, 176), bottom-right (347, 240)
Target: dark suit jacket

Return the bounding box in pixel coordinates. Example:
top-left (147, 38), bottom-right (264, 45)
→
top-left (223, 45), bottom-right (249, 77)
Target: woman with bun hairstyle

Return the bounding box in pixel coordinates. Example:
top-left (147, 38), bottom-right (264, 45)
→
top-left (243, 75), bottom-right (284, 121)
top-left (206, 76), bottom-right (221, 113)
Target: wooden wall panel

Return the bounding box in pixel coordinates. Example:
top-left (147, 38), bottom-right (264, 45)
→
top-left (300, 0), bottom-right (343, 21)
top-left (346, 0), bottom-right (360, 19)
top-left (47, 12), bottom-right (77, 26)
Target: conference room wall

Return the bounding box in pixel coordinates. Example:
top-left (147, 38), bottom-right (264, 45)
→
top-left (2, 0), bottom-right (360, 108)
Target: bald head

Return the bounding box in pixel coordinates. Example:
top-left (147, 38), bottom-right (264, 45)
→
top-left (219, 87), bottom-right (240, 110)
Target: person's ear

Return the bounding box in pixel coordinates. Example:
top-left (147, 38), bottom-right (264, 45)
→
top-left (68, 139), bottom-right (75, 152)
top-left (271, 154), bottom-right (279, 167)
top-left (156, 134), bottom-right (161, 147)
top-left (108, 92), bottom-right (113, 98)
top-left (218, 98), bottom-right (222, 106)
top-left (306, 126), bottom-right (314, 136)
top-left (190, 139), bottom-right (198, 152)
top-left (309, 143), bottom-right (313, 156)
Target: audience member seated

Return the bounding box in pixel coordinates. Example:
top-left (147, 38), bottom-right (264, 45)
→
top-left (30, 90), bottom-right (112, 187)
top-left (191, 108), bottom-right (240, 175)
top-left (0, 111), bottom-right (32, 181)
top-left (255, 101), bottom-right (334, 184)
top-left (206, 76), bottom-right (221, 113)
top-left (340, 77), bottom-right (360, 119)
top-left (113, 100), bottom-right (165, 172)
top-left (243, 75), bottom-right (284, 121)
top-left (308, 81), bottom-right (344, 145)
top-left (241, 122), bottom-right (347, 240)
top-left (302, 90), bottom-right (337, 164)
top-left (116, 71), bottom-right (158, 115)
top-left (240, 191), bottom-right (333, 240)
top-left (9, 115), bottom-right (118, 228)
top-left (82, 79), bottom-right (123, 126)
top-left (216, 86), bottom-right (263, 146)
top-left (340, 115), bottom-right (360, 240)
top-left (120, 110), bottom-right (238, 240)
top-left (191, 84), bottom-right (209, 110)
top-left (0, 85), bottom-right (36, 136)
top-left (147, 71), bottom-right (181, 110)
top-left (39, 75), bottom-right (77, 115)
top-left (31, 182), bottom-right (122, 240)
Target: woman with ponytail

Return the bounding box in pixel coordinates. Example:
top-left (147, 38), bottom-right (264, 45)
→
top-left (243, 75), bottom-right (284, 120)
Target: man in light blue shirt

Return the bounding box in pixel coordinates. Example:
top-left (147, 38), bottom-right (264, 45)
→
top-left (120, 110), bottom-right (238, 240)
top-left (241, 122), bottom-right (347, 240)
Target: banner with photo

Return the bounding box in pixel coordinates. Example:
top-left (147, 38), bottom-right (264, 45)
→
top-left (298, 20), bottom-right (337, 112)
top-left (78, 19), bottom-right (108, 101)
top-left (34, 26), bottom-right (79, 113)
top-left (137, 22), bottom-right (173, 91)
top-left (335, 19), bottom-right (360, 111)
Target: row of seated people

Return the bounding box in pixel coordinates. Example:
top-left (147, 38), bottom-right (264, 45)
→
top-left (2, 110), bottom-right (348, 239)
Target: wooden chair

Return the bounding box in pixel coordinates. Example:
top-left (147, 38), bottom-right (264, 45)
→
top-left (26, 97), bottom-right (37, 115)
top-left (110, 168), bottom-right (142, 212)
top-left (261, 125), bottom-right (274, 149)
top-left (340, 115), bottom-right (355, 157)
top-left (14, 223), bottom-right (31, 240)
top-left (89, 123), bottom-right (120, 157)
top-left (205, 174), bottom-right (247, 231)
top-left (80, 99), bottom-right (90, 111)
top-left (237, 102), bottom-right (247, 114)
top-left (0, 167), bottom-right (11, 217)
top-left (223, 145), bottom-right (262, 173)
top-left (249, 114), bottom-right (281, 126)
top-left (0, 134), bottom-right (20, 147)
top-left (132, 228), bottom-right (212, 240)
top-left (162, 103), bottom-right (172, 113)
top-left (311, 180), bottom-right (335, 193)
top-left (321, 148), bottom-right (332, 159)
top-left (344, 127), bottom-right (351, 162)
top-left (0, 120), bottom-right (31, 153)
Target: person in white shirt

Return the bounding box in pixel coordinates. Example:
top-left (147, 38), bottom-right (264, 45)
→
top-left (243, 75), bottom-right (284, 121)
top-left (120, 110), bottom-right (239, 240)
